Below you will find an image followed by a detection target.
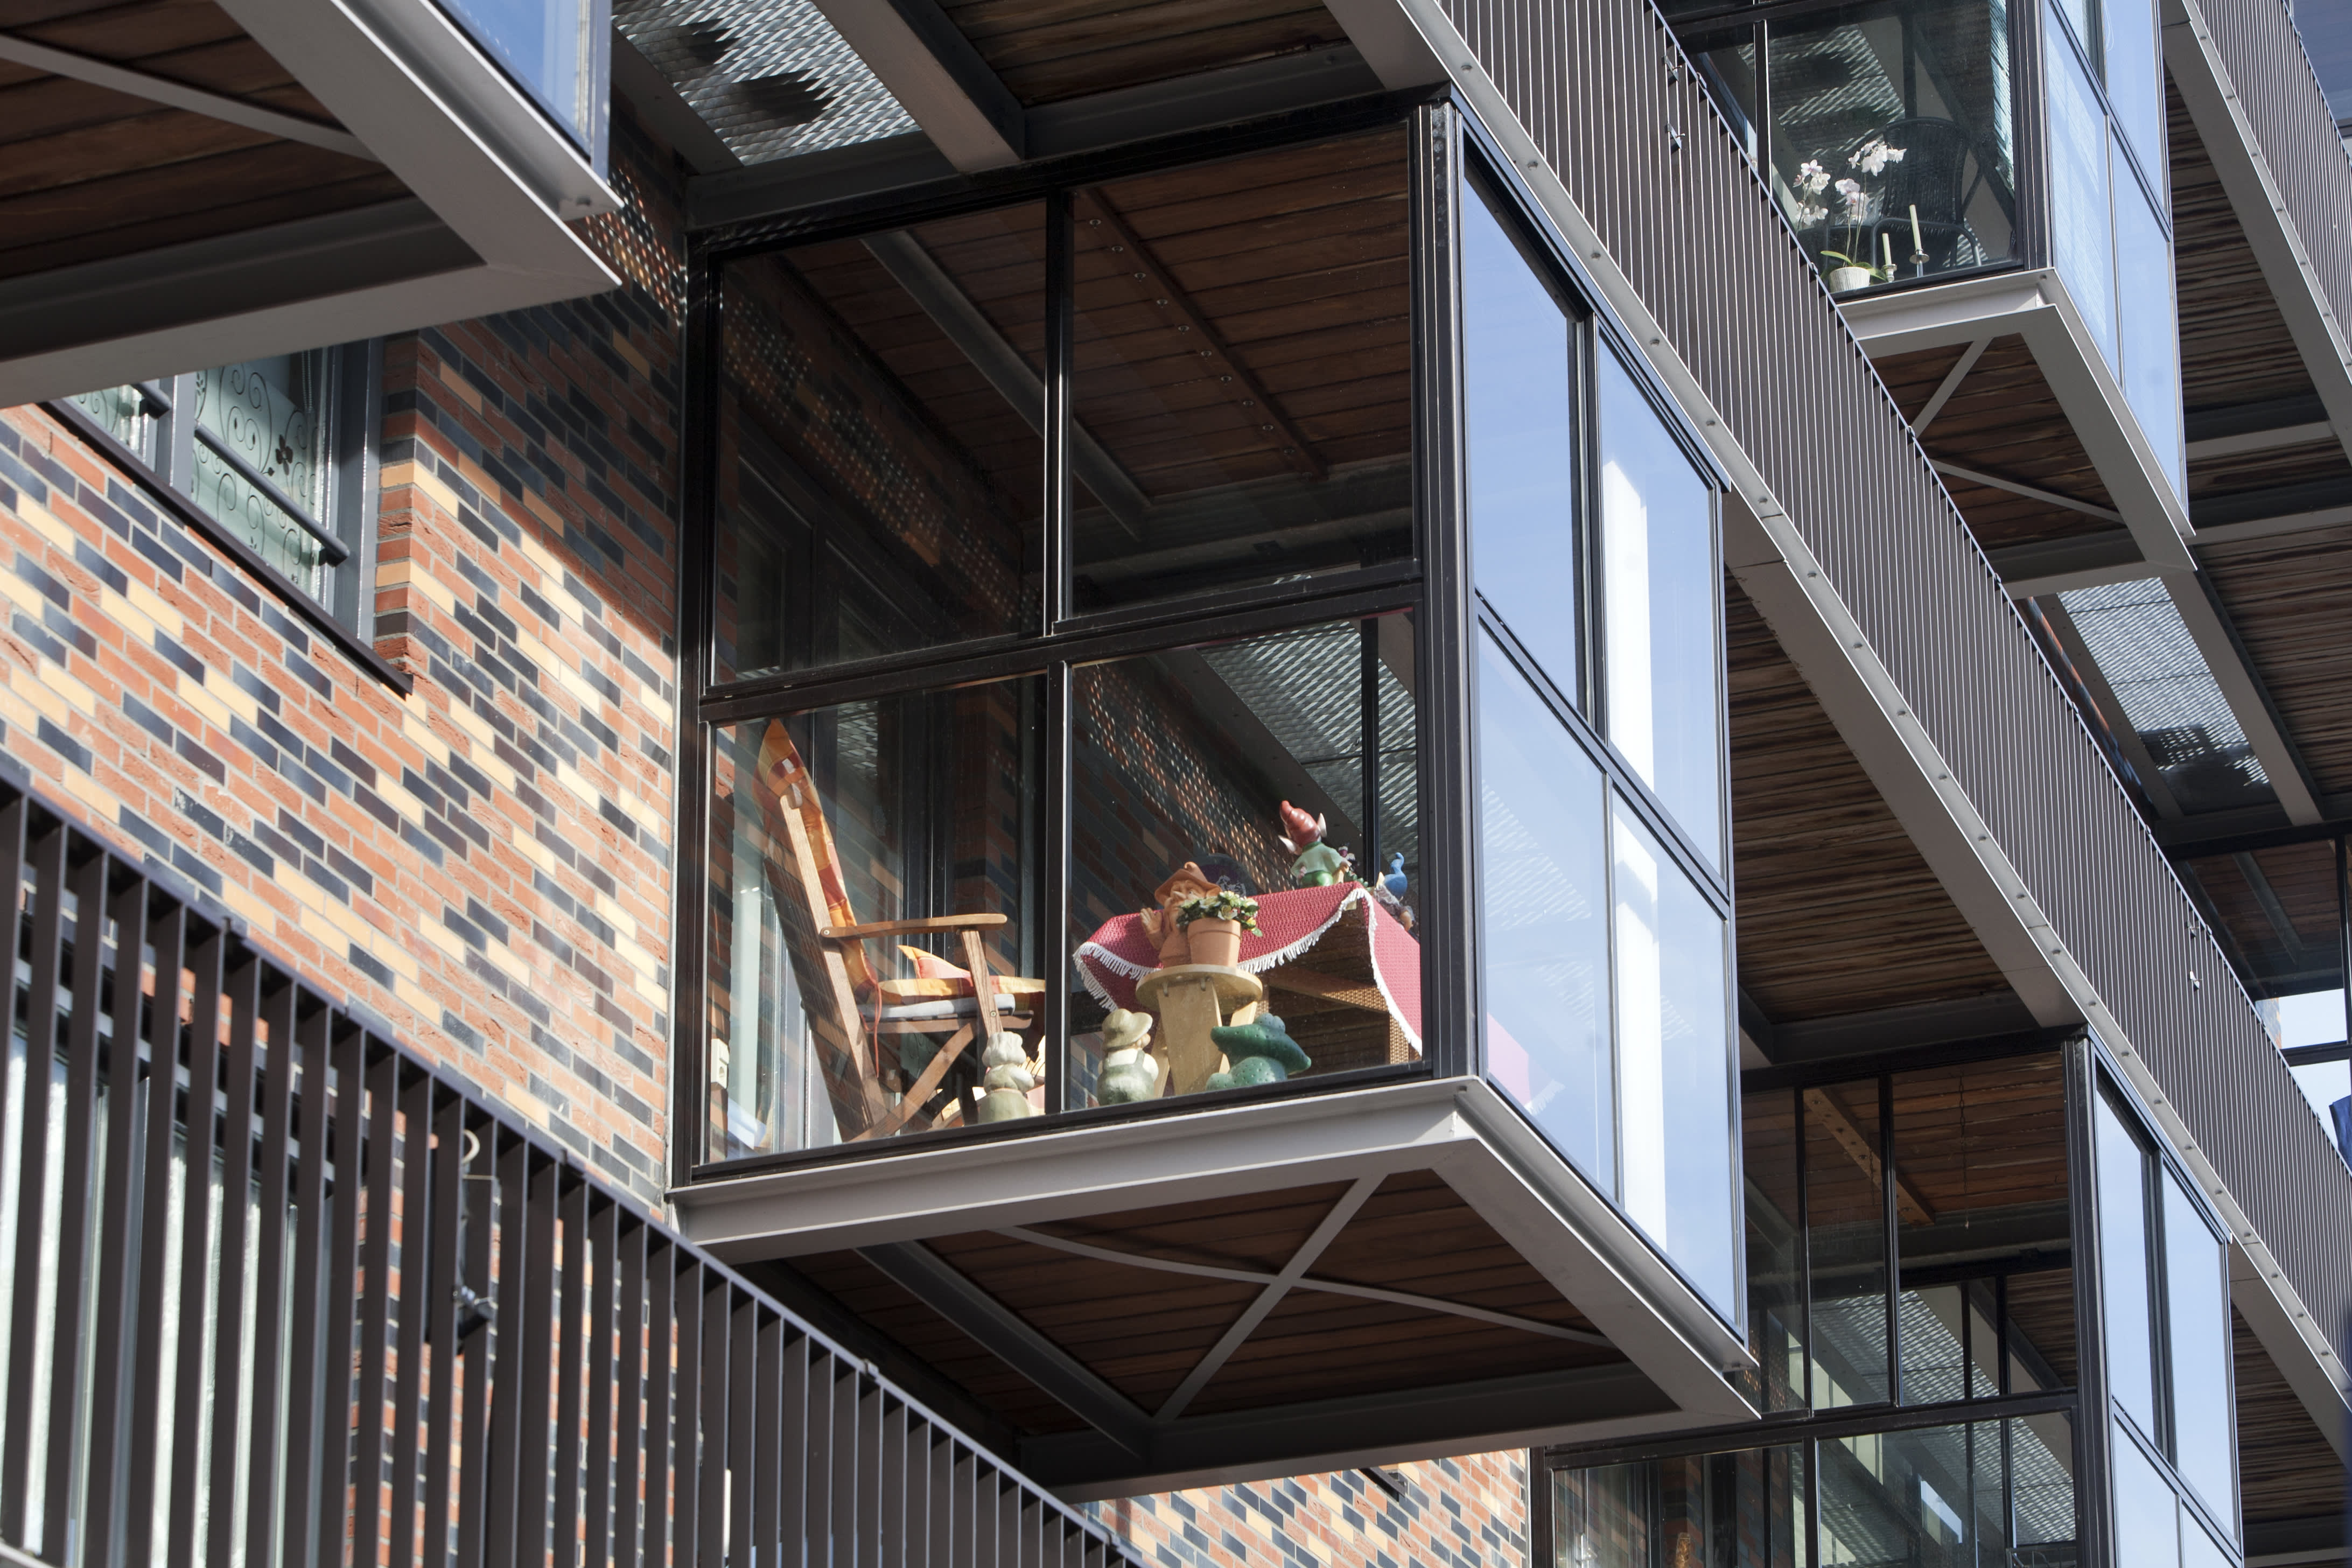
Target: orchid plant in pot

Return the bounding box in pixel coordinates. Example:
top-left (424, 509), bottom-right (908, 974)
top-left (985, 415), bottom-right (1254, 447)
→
top-left (1793, 136), bottom-right (1908, 293)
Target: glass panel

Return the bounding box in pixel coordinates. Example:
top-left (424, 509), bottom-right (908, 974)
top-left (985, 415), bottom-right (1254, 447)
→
top-left (1069, 128), bottom-right (1412, 613)
top-left (2181, 1514), bottom-right (2235, 1568)
top-left (1891, 1054), bottom-right (2073, 1401)
top-left (1466, 179), bottom-right (1581, 706)
top-left (2103, 0), bottom-right (2164, 184)
top-left (2048, 25), bottom-right (2119, 368)
top-left (1554, 1463), bottom-right (1648, 1566)
top-left (2004, 1266), bottom-right (2079, 1392)
top-left (1807, 1079), bottom-right (1891, 1406)
top-left (2297, 0), bottom-right (2352, 128)
top-left (1688, 26), bottom-right (1764, 163)
top-left (1764, 0), bottom-right (2018, 292)
top-left (1599, 348), bottom-right (1722, 867)
top-left (1068, 617), bottom-right (1423, 1108)
top-left (1818, 1422), bottom-right (2005, 1567)
top-left (2094, 1090), bottom-right (2157, 1436)
top-left (1612, 799), bottom-right (1736, 1311)
top-left (2011, 1410), bottom-right (2079, 1561)
top-left (1552, 1446), bottom-right (1808, 1568)
top-left (433, 0), bottom-right (603, 153)
top-left (716, 204), bottom-right (1046, 682)
top-left (190, 353), bottom-right (334, 600)
top-left (614, 0), bottom-right (915, 167)
top-left (69, 386), bottom-right (156, 466)
top-left (2110, 1426), bottom-right (2182, 1568)
top-left (1742, 1086), bottom-right (1807, 1412)
top-left (2115, 169), bottom-right (2183, 498)
top-left (705, 677), bottom-right (1045, 1158)
top-left (1478, 635), bottom-right (1613, 1181)
top-left (1901, 1284), bottom-right (1971, 1403)
top-left (2162, 1172), bottom-right (2236, 1527)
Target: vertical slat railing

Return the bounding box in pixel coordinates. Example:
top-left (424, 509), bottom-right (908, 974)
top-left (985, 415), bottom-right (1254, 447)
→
top-left (0, 778), bottom-right (1128, 1567)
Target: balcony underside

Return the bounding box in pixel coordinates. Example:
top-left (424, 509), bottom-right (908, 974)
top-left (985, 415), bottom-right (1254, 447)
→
top-left (673, 1076), bottom-right (1755, 1495)
top-left (0, 0), bottom-right (616, 400)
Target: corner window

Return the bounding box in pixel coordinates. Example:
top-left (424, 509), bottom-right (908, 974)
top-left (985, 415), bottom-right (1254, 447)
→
top-left (68, 344), bottom-right (381, 633)
top-left (1464, 172), bottom-right (1737, 1316)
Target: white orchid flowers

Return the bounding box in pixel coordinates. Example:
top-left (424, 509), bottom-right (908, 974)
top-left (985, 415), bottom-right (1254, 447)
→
top-left (1850, 137), bottom-right (1907, 177)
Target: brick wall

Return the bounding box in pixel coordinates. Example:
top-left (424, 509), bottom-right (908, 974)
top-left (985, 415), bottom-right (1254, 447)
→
top-left (1096, 1452), bottom-right (1532, 1567)
top-left (0, 107), bottom-right (689, 1204)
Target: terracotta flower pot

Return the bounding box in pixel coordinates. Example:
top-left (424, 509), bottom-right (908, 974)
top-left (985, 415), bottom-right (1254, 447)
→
top-left (1185, 918), bottom-right (1243, 968)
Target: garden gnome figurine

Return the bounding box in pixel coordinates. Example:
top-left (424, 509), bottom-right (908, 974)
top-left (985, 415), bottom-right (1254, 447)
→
top-left (976, 1032), bottom-right (1040, 1121)
top-left (1277, 801), bottom-right (1347, 887)
top-left (1206, 1014), bottom-right (1312, 1089)
top-left (1147, 862), bottom-right (1222, 965)
top-left (1096, 1008), bottom-right (1162, 1103)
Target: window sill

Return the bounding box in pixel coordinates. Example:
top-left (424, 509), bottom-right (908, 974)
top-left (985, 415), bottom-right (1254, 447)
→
top-left (42, 398), bottom-right (412, 696)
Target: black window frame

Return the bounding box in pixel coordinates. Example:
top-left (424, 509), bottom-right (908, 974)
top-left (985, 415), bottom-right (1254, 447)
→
top-left (1663, 0), bottom-right (2053, 299)
top-left (2080, 1041), bottom-right (2243, 1563)
top-left (46, 342), bottom-right (405, 693)
top-left (673, 81), bottom-right (1746, 1311)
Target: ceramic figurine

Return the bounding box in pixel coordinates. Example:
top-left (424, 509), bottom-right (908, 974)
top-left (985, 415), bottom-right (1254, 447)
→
top-left (1096, 1008), bottom-right (1162, 1103)
top-left (1206, 1014), bottom-right (1312, 1089)
top-left (1381, 852), bottom-right (1408, 897)
top-left (1277, 801), bottom-right (1348, 887)
top-left (976, 1032), bottom-right (1040, 1121)
top-left (1147, 862), bottom-right (1223, 964)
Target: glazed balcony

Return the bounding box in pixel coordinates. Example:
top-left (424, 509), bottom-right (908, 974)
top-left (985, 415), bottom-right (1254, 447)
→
top-left (668, 95), bottom-right (1759, 1492)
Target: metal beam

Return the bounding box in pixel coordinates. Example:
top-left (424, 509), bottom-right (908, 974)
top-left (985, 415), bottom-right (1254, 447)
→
top-left (1910, 334), bottom-right (1991, 436)
top-left (2164, 572), bottom-right (2324, 824)
top-left (1021, 1362), bottom-right (1681, 1500)
top-left (0, 30), bottom-right (373, 159)
top-left (2167, 6), bottom-right (2352, 479)
top-left (804, 0), bottom-right (1024, 170)
top-left (2185, 419), bottom-right (2335, 462)
top-left (857, 1241), bottom-right (1154, 1457)
top-left (997, 1223), bottom-right (1612, 1344)
top-left (1989, 529), bottom-right (2150, 599)
top-left (1152, 1175), bottom-right (1378, 1422)
top-left (861, 228), bottom-right (1151, 534)
top-left (1843, 269), bottom-right (2193, 570)
top-left (1931, 459), bottom-right (2126, 524)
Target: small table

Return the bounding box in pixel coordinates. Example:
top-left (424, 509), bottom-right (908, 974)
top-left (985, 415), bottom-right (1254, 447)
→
top-left (1075, 885), bottom-right (1423, 1086)
top-left (1135, 965), bottom-right (1265, 1095)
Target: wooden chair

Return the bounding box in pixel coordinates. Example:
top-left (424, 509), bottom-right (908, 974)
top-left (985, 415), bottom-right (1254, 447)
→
top-left (748, 720), bottom-right (1045, 1139)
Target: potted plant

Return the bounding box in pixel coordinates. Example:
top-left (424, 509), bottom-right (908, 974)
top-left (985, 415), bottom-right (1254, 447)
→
top-left (1793, 139), bottom-right (1906, 293)
top-left (1174, 890), bottom-right (1260, 968)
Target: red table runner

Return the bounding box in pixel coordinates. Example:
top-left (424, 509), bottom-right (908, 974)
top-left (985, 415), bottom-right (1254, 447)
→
top-left (1074, 884), bottom-right (1423, 1050)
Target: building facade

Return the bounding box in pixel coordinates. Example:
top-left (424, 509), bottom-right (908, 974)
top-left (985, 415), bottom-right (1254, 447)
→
top-left (0, 0), bottom-right (2344, 1557)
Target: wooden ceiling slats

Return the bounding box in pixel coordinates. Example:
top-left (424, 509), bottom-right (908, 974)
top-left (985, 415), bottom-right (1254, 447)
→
top-left (2234, 1308), bottom-right (2347, 1520)
top-left (2203, 527), bottom-right (2352, 796)
top-left (0, 163), bottom-right (403, 283)
top-left (1727, 584), bottom-right (2018, 1023)
top-left (0, 102), bottom-right (281, 197)
top-left (2171, 80), bottom-right (2323, 418)
top-left (2001, 1267), bottom-right (2078, 1385)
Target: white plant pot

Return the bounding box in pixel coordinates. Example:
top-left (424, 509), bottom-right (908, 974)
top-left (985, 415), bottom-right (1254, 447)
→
top-left (1826, 264), bottom-right (1877, 294)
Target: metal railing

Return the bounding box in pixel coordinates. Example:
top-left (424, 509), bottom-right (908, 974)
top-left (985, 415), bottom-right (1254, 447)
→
top-left (0, 776), bottom-right (1127, 1567)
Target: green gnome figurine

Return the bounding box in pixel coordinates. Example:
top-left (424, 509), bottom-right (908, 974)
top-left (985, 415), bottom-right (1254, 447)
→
top-left (1206, 1014), bottom-right (1311, 1089)
top-left (1096, 1009), bottom-right (1162, 1104)
top-left (976, 1032), bottom-right (1040, 1122)
top-left (1278, 800), bottom-right (1348, 887)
